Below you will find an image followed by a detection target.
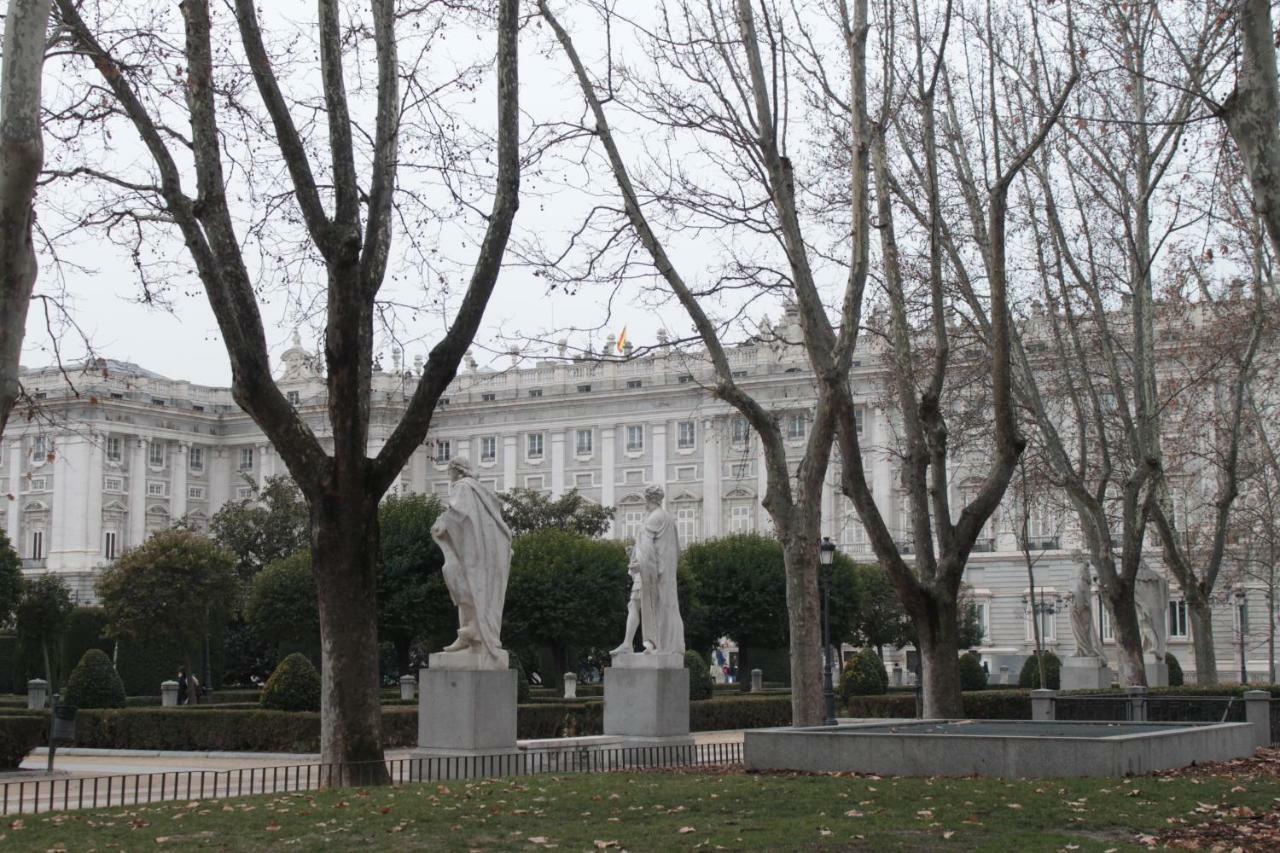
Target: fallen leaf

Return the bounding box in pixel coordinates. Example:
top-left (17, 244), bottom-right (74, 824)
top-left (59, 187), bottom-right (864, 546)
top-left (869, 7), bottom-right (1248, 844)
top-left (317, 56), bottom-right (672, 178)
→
top-left (679, 827), bottom-right (696, 834)
top-left (593, 841), bottom-right (619, 849)
top-left (528, 837), bottom-right (549, 844)
top-left (943, 830), bottom-right (955, 839)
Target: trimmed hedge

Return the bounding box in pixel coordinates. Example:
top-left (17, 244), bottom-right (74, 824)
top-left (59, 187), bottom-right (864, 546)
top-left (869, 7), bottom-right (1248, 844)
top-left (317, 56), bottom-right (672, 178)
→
top-left (0, 714), bottom-right (44, 768)
top-left (1018, 652), bottom-right (1061, 689)
top-left (67, 693), bottom-right (795, 752)
top-left (1167, 653), bottom-right (1184, 687)
top-left (843, 689), bottom-right (1032, 720)
top-left (959, 652), bottom-right (987, 691)
top-left (63, 649), bottom-right (127, 709)
top-left (839, 649), bottom-right (888, 701)
top-left (685, 651), bottom-right (713, 701)
top-left (261, 654), bottom-right (320, 713)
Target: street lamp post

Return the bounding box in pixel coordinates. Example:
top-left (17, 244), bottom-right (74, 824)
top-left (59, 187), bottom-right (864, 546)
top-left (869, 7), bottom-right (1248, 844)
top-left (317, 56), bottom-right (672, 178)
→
top-left (1234, 587), bottom-right (1248, 684)
top-left (819, 537), bottom-right (837, 726)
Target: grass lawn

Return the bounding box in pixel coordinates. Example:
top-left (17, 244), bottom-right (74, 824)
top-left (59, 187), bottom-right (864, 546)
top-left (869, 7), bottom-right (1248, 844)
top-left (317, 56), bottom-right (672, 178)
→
top-left (5, 761), bottom-right (1280, 851)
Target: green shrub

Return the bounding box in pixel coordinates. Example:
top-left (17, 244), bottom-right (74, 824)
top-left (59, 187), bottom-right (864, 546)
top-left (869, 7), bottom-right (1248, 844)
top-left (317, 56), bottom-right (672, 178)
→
top-left (60, 607), bottom-right (114, 679)
top-left (260, 653), bottom-right (320, 712)
top-left (685, 651), bottom-right (713, 701)
top-left (63, 649), bottom-right (127, 709)
top-left (1166, 653), bottom-right (1184, 687)
top-left (511, 655), bottom-right (531, 703)
top-left (843, 689), bottom-right (1033, 720)
top-left (691, 696), bottom-right (791, 731)
top-left (839, 649), bottom-right (888, 703)
top-left (1018, 652), bottom-right (1061, 689)
top-left (0, 715), bottom-right (45, 768)
top-left (959, 652), bottom-right (988, 691)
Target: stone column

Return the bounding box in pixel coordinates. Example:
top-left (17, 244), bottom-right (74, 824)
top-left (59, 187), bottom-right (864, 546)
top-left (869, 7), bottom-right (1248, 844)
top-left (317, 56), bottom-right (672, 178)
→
top-left (1030, 689), bottom-right (1057, 721)
top-left (502, 435), bottom-right (517, 491)
top-left (208, 448), bottom-right (230, 516)
top-left (1126, 686), bottom-right (1148, 723)
top-left (5, 439), bottom-right (21, 545)
top-left (85, 433), bottom-right (104, 555)
top-left (410, 446), bottom-right (428, 494)
top-left (550, 430), bottom-right (566, 497)
top-left (701, 417), bottom-right (721, 538)
top-left (601, 426), bottom-right (616, 536)
top-left (128, 436), bottom-right (147, 547)
top-left (652, 422), bottom-right (667, 491)
top-left (257, 442), bottom-right (271, 488)
top-left (754, 435), bottom-right (770, 533)
top-left (1244, 690), bottom-right (1271, 750)
top-left (172, 442), bottom-right (189, 519)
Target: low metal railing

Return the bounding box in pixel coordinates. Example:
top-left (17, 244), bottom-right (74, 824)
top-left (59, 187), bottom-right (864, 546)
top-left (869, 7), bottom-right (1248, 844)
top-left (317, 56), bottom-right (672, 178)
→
top-left (1, 741), bottom-right (743, 817)
top-left (1054, 696), bottom-right (1132, 722)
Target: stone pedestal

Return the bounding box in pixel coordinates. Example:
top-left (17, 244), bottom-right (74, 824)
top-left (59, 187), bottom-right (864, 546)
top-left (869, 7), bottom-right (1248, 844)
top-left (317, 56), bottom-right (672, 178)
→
top-left (604, 654), bottom-right (690, 740)
top-left (418, 663), bottom-right (517, 755)
top-left (399, 675), bottom-right (417, 700)
top-left (1061, 656), bottom-right (1112, 691)
top-left (1144, 655), bottom-right (1169, 688)
top-left (750, 668), bottom-right (763, 693)
top-left (27, 678), bottom-right (48, 711)
top-left (160, 680), bottom-right (180, 707)
top-left (563, 672), bottom-right (577, 699)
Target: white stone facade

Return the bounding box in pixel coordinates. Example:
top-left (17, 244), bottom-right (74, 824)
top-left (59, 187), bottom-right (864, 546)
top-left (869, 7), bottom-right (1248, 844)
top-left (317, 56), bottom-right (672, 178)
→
top-left (4, 317), bottom-right (1274, 683)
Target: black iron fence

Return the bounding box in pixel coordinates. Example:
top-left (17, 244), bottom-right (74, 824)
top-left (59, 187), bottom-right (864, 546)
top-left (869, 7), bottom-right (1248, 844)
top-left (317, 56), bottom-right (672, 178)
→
top-left (1055, 696), bottom-right (1132, 722)
top-left (0, 741), bottom-right (742, 817)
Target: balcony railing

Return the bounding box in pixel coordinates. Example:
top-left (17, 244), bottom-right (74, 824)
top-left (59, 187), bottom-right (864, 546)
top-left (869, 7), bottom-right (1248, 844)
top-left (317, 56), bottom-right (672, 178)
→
top-left (971, 537), bottom-right (996, 553)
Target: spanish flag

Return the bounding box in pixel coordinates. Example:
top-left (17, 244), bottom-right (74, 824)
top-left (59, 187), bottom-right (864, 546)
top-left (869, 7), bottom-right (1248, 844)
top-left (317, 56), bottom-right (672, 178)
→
top-left (616, 326), bottom-right (628, 353)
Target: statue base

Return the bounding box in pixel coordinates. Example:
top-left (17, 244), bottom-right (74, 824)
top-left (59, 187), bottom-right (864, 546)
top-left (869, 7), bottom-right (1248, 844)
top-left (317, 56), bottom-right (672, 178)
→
top-left (428, 648), bottom-right (508, 671)
top-left (1144, 655), bottom-right (1169, 688)
top-left (1061, 656), bottom-right (1113, 690)
top-left (608, 651), bottom-right (685, 670)
top-left (603, 664), bottom-right (689, 738)
top-left (418, 667), bottom-right (517, 752)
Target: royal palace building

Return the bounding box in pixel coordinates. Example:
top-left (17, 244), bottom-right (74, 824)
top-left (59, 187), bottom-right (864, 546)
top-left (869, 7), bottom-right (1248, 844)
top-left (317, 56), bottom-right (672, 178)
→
top-left (4, 305), bottom-right (1275, 683)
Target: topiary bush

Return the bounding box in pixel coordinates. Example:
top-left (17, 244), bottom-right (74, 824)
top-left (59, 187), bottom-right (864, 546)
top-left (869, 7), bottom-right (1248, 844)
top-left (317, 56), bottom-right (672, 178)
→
top-left (63, 649), bottom-right (127, 709)
top-left (1166, 652), bottom-right (1184, 686)
top-left (839, 649), bottom-right (888, 704)
top-left (959, 651), bottom-right (988, 691)
top-left (685, 650), bottom-right (713, 701)
top-left (1018, 651), bottom-right (1061, 689)
top-left (260, 653), bottom-right (321, 712)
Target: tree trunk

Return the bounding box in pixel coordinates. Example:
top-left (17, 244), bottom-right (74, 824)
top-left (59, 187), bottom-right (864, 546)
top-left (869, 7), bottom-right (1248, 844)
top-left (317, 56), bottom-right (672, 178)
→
top-left (781, 534), bottom-right (822, 726)
top-left (312, 496), bottom-right (388, 785)
top-left (1106, 584), bottom-right (1147, 686)
top-left (914, 592), bottom-right (964, 718)
top-left (0, 0), bottom-right (52, 437)
top-left (1188, 594), bottom-right (1218, 686)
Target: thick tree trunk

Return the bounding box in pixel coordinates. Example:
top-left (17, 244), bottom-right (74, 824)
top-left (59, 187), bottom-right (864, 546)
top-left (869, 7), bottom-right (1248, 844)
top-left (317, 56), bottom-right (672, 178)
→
top-left (914, 592), bottom-right (963, 718)
top-left (1188, 598), bottom-right (1218, 685)
top-left (781, 533), bottom-right (822, 726)
top-left (1106, 584), bottom-right (1147, 686)
top-left (0, 0), bottom-right (52, 437)
top-left (312, 497), bottom-right (388, 785)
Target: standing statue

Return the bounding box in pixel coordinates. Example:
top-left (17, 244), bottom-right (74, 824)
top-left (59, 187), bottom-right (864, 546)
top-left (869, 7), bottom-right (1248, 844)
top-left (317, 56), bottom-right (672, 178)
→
top-left (430, 457), bottom-right (513, 667)
top-left (610, 485), bottom-right (684, 656)
top-left (1134, 562), bottom-right (1170, 662)
top-left (1069, 564), bottom-right (1105, 659)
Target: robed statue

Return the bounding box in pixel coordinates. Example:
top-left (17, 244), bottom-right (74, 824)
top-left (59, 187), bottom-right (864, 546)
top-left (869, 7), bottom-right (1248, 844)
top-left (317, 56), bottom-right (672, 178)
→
top-left (1135, 562), bottom-right (1169, 662)
top-left (430, 457), bottom-right (512, 667)
top-left (611, 485), bottom-right (685, 656)
top-left (1069, 563), bottom-right (1105, 659)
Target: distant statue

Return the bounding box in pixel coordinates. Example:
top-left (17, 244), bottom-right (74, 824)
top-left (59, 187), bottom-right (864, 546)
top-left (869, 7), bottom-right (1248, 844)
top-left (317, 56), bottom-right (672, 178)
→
top-left (1069, 564), bottom-right (1105, 659)
top-left (611, 485), bottom-right (684, 657)
top-left (431, 457), bottom-right (512, 667)
top-left (1134, 563), bottom-right (1169, 662)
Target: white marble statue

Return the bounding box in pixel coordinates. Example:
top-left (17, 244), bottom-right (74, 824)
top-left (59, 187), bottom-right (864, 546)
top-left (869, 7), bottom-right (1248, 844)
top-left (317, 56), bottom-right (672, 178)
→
top-left (1135, 562), bottom-right (1170, 662)
top-left (1068, 563), bottom-right (1105, 659)
top-left (430, 457), bottom-right (512, 668)
top-left (610, 485), bottom-right (684, 656)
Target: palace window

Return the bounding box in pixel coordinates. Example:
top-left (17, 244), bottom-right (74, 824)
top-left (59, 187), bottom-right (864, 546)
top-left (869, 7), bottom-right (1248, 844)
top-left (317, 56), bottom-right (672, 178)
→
top-left (577, 384), bottom-right (592, 393)
top-left (435, 440), bottom-right (452, 463)
top-left (103, 530), bottom-right (118, 561)
top-left (677, 421), bottom-right (695, 449)
top-left (188, 485), bottom-right (206, 501)
top-left (527, 433), bottom-right (544, 459)
top-left (235, 486), bottom-right (254, 500)
top-left (574, 472), bottom-right (593, 488)
top-left (106, 436), bottom-right (123, 463)
top-left (189, 446), bottom-right (204, 471)
top-left (147, 481), bottom-right (167, 497)
top-left (481, 393), bottom-right (496, 402)
top-left (622, 509), bottom-right (645, 541)
top-left (148, 441), bottom-right (165, 468)
top-left (104, 476), bottom-right (124, 493)
top-left (29, 530), bottom-right (43, 561)
top-left (239, 447), bottom-right (254, 471)
top-left (729, 504), bottom-right (753, 533)
top-left (787, 413), bottom-right (806, 440)
top-left (626, 379), bottom-right (642, 389)
top-left (731, 416), bottom-right (750, 444)
top-left (576, 429), bottom-right (593, 455)
top-left (1167, 599), bottom-right (1188, 638)
top-left (528, 389), bottom-right (543, 398)
top-left (625, 425), bottom-right (644, 452)
top-left (286, 391), bottom-right (300, 406)
top-left (676, 506), bottom-right (698, 546)
top-left (480, 436), bottom-right (497, 462)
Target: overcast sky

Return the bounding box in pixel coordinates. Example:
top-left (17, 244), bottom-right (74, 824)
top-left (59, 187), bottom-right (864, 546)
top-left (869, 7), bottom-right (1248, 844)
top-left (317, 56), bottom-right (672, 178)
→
top-left (24, 2), bottom-right (765, 388)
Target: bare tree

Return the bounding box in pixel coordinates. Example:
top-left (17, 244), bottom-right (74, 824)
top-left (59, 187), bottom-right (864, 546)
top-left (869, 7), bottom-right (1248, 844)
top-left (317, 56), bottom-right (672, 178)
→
top-left (538, 0), bottom-right (1073, 717)
top-left (0, 0), bottom-right (52, 437)
top-left (52, 0), bottom-right (520, 775)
